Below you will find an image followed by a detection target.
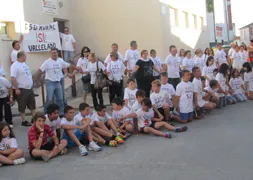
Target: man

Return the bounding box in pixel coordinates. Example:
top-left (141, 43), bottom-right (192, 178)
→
top-left (60, 27), bottom-right (76, 62)
top-left (10, 51), bottom-right (35, 126)
top-left (10, 34), bottom-right (23, 64)
top-left (104, 43), bottom-right (124, 66)
top-left (124, 41), bottom-right (140, 74)
top-left (248, 40), bottom-right (253, 67)
top-left (34, 48), bottom-right (78, 117)
top-left (163, 45), bottom-right (181, 89)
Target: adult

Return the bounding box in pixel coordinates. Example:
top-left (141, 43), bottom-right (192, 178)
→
top-left (104, 43), bottom-right (124, 66)
top-left (228, 42), bottom-right (236, 65)
top-left (60, 27), bottom-right (76, 62)
top-left (34, 48), bottom-right (77, 116)
top-left (10, 35), bottom-right (23, 64)
top-left (163, 45), bottom-right (181, 89)
top-left (182, 50), bottom-right (194, 72)
top-left (124, 41), bottom-right (140, 76)
top-left (215, 43), bottom-right (228, 67)
top-left (10, 51), bottom-right (35, 126)
top-left (247, 40), bottom-right (253, 67)
top-left (150, 49), bottom-right (162, 80)
top-left (178, 49), bottom-right (185, 71)
top-left (194, 48), bottom-right (205, 72)
top-left (239, 45), bottom-right (248, 65)
top-left (131, 50), bottom-right (160, 97)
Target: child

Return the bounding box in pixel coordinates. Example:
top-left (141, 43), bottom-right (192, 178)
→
top-left (232, 45), bottom-right (241, 70)
top-left (124, 79), bottom-right (138, 109)
top-left (204, 80), bottom-right (220, 105)
top-left (45, 103), bottom-right (61, 139)
top-left (229, 68), bottom-right (247, 102)
top-left (202, 56), bottom-right (217, 87)
top-left (243, 62), bottom-right (253, 100)
top-left (112, 98), bottom-right (134, 134)
top-left (91, 104), bottom-right (124, 144)
top-left (61, 106), bottom-right (102, 156)
top-left (160, 72), bottom-right (175, 109)
top-left (175, 70), bottom-right (194, 123)
top-left (0, 76), bottom-right (14, 128)
top-left (130, 89), bottom-right (146, 112)
top-left (194, 49), bottom-right (205, 72)
top-left (225, 73), bottom-right (237, 105)
top-left (28, 112), bottom-right (67, 161)
top-left (0, 122), bottom-right (25, 166)
top-left (74, 103), bottom-right (117, 147)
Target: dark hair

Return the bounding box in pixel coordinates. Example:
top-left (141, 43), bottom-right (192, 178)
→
top-left (141, 50), bottom-right (148, 56)
top-left (50, 48), bottom-right (59, 52)
top-left (160, 71), bottom-right (168, 77)
top-left (79, 103), bottom-right (89, 111)
top-left (250, 39), bottom-right (253, 43)
top-left (192, 66), bottom-right (199, 73)
top-left (0, 122), bottom-right (15, 142)
top-left (95, 104), bottom-right (106, 112)
top-left (219, 63), bottom-right (230, 76)
top-left (64, 105), bottom-right (74, 114)
top-left (141, 98), bottom-right (152, 108)
top-left (80, 46), bottom-right (91, 58)
top-left (64, 27), bottom-right (69, 30)
top-left (201, 76), bottom-right (206, 81)
top-left (243, 62), bottom-right (252, 72)
top-left (150, 49), bottom-right (156, 54)
top-left (209, 79), bottom-right (218, 87)
top-left (231, 68), bottom-right (239, 78)
top-left (47, 103), bottom-right (59, 115)
top-left (184, 50), bottom-right (191, 57)
top-left (181, 70), bottom-right (190, 77)
top-left (111, 43), bottom-right (118, 47)
top-left (217, 43), bottom-right (222, 47)
top-left (169, 45), bottom-right (176, 52)
top-left (206, 56), bottom-right (214, 66)
top-left (204, 48), bottom-right (209, 55)
top-left (179, 49), bottom-right (185, 56)
top-left (130, 41), bottom-right (137, 47)
top-left (213, 68), bottom-right (218, 73)
top-left (112, 97), bottom-right (124, 106)
top-left (136, 89), bottom-right (146, 98)
top-left (12, 40), bottom-right (19, 48)
top-left (127, 79), bottom-right (135, 84)
top-left (33, 112), bottom-right (46, 122)
top-left (17, 51), bottom-right (25, 59)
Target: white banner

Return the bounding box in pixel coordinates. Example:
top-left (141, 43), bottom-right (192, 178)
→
top-left (42, 0), bottom-right (58, 15)
top-left (22, 22), bottom-right (61, 52)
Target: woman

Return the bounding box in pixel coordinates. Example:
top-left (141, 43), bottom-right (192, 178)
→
top-left (179, 49), bottom-right (185, 71)
top-left (150, 49), bottom-right (162, 80)
top-left (182, 50), bottom-right (194, 72)
top-left (204, 48), bottom-right (209, 62)
top-left (239, 45), bottom-right (248, 65)
top-left (131, 50), bottom-right (160, 97)
top-left (107, 52), bottom-right (126, 103)
top-left (202, 56), bottom-right (217, 87)
top-left (194, 48), bottom-right (205, 72)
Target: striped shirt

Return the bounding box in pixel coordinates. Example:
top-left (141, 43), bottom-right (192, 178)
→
top-left (28, 124), bottom-right (55, 150)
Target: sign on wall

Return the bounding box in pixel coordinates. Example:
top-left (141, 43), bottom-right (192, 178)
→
top-left (216, 26), bottom-right (223, 37)
top-left (22, 22), bottom-right (61, 52)
top-left (42, 0), bottom-right (58, 15)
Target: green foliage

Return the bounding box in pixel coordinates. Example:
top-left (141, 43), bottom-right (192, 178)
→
top-left (206, 0), bottom-right (214, 13)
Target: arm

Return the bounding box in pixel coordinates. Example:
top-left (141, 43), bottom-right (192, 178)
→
top-left (11, 77), bottom-right (21, 96)
top-left (51, 136), bottom-right (59, 146)
top-left (9, 87), bottom-right (14, 104)
top-left (152, 108), bottom-right (164, 122)
top-left (18, 34), bottom-right (23, 44)
top-left (153, 65), bottom-right (160, 73)
top-left (193, 92), bottom-right (199, 109)
top-left (0, 148), bottom-right (16, 156)
top-left (162, 64), bottom-right (167, 72)
top-left (33, 69), bottom-right (43, 84)
top-left (245, 82), bottom-right (249, 93)
top-left (120, 113), bottom-right (137, 121)
top-left (131, 65), bottom-right (139, 75)
top-left (33, 131), bottom-right (44, 150)
top-left (174, 96), bottom-right (180, 111)
top-left (61, 124), bottom-right (83, 130)
top-left (56, 129), bottom-right (61, 140)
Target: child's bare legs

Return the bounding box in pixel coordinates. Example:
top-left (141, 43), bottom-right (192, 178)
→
top-left (154, 121), bottom-right (175, 131)
top-left (248, 91), bottom-right (253, 100)
top-left (106, 119), bottom-right (120, 134)
top-left (163, 104), bottom-right (170, 121)
top-left (125, 124), bottom-right (134, 133)
top-left (31, 149), bottom-right (51, 159)
top-left (8, 149), bottom-right (24, 160)
top-left (92, 127), bottom-right (114, 138)
top-left (143, 127), bottom-right (165, 137)
top-left (0, 154), bottom-right (15, 165)
top-left (65, 130), bottom-right (82, 147)
top-left (92, 131), bottom-right (106, 145)
top-left (46, 139), bottom-right (68, 160)
top-left (203, 102), bottom-right (216, 111)
top-left (86, 126), bottom-right (93, 143)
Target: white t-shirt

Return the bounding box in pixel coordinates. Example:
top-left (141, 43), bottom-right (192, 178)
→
top-left (194, 56), bottom-right (205, 71)
top-left (10, 49), bottom-right (19, 63)
top-left (0, 77), bottom-right (11, 98)
top-left (228, 48), bottom-right (235, 57)
top-left (0, 137), bottom-right (18, 150)
top-left (10, 61), bottom-right (33, 89)
top-left (232, 51), bottom-right (241, 69)
top-left (161, 83), bottom-right (175, 106)
top-left (130, 101), bottom-right (142, 113)
top-left (182, 58), bottom-right (195, 72)
top-left (204, 86), bottom-right (217, 94)
top-left (60, 118), bottom-right (77, 132)
top-left (0, 67), bottom-right (6, 77)
top-left (239, 51), bottom-right (248, 64)
top-left (60, 33), bottom-right (76, 51)
top-left (244, 72), bottom-right (253, 91)
top-left (150, 90), bottom-right (168, 108)
top-left (124, 49), bottom-right (140, 71)
top-left (107, 60), bottom-right (126, 82)
top-left (87, 61), bottom-right (106, 84)
top-left (150, 56), bottom-right (162, 76)
top-left (124, 88), bottom-right (137, 109)
top-left (77, 57), bottom-right (89, 77)
top-left (193, 78), bottom-right (206, 107)
top-left (215, 72), bottom-right (226, 97)
top-left (229, 77), bottom-right (244, 94)
top-left (215, 49), bottom-right (228, 66)
top-left (74, 112), bottom-right (91, 126)
top-left (175, 81), bottom-right (194, 113)
top-left (40, 58), bottom-right (70, 82)
top-left (164, 54), bottom-right (181, 78)
top-left (202, 65), bottom-right (216, 87)
top-left (135, 108), bottom-right (154, 130)
top-left (91, 112), bottom-right (111, 125)
top-left (104, 52), bottom-right (124, 64)
top-left (112, 106), bottom-right (133, 124)
top-left (45, 115), bottom-right (61, 134)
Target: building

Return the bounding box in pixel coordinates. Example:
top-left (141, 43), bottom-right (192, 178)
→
top-left (0, 0), bottom-right (209, 78)
top-left (239, 23), bottom-right (253, 46)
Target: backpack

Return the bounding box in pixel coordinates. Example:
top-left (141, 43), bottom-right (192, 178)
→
top-left (94, 61), bottom-right (111, 89)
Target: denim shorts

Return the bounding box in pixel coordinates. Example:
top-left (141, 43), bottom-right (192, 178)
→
top-left (63, 51), bottom-right (74, 62)
top-left (82, 82), bottom-right (89, 93)
top-left (62, 129), bottom-right (86, 148)
top-left (180, 112), bottom-right (193, 121)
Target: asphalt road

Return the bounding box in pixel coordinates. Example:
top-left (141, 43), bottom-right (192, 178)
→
top-left (1, 101), bottom-right (253, 180)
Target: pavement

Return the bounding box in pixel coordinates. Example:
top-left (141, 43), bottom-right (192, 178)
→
top-left (2, 100), bottom-right (253, 180)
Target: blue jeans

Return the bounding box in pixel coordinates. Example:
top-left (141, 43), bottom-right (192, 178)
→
top-left (234, 93), bottom-right (247, 102)
top-left (217, 96), bottom-right (227, 108)
top-left (44, 80), bottom-right (64, 116)
top-left (63, 51), bottom-right (74, 62)
top-left (227, 95), bottom-right (237, 104)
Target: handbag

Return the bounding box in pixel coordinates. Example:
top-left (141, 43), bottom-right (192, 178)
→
top-left (94, 61), bottom-right (111, 89)
top-left (81, 74), bottom-right (90, 83)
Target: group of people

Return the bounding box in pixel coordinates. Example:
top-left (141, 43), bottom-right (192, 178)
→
top-left (0, 26), bottom-right (253, 166)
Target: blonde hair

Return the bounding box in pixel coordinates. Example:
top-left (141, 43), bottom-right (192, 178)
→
top-left (195, 48), bottom-right (203, 55)
top-left (110, 52), bottom-right (118, 59)
top-left (152, 79), bottom-right (161, 87)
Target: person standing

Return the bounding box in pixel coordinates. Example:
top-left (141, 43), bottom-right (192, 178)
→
top-left (150, 49), bottom-right (162, 80)
top-left (182, 51), bottom-right (195, 72)
top-left (10, 35), bottom-right (23, 64)
top-left (247, 40), bottom-right (253, 67)
top-left (215, 43), bottom-right (228, 67)
top-left (60, 27), bottom-right (76, 62)
top-left (124, 41), bottom-right (140, 77)
top-left (10, 51), bottom-right (35, 126)
top-left (104, 43), bottom-right (124, 66)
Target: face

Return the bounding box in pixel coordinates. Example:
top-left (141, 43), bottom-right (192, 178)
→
top-left (234, 70), bottom-right (239, 77)
top-left (186, 52), bottom-right (191, 58)
top-left (110, 55), bottom-right (117, 61)
top-left (151, 83), bottom-right (160, 93)
top-left (208, 49), bottom-right (213, 55)
top-left (235, 47), bottom-right (239, 52)
top-left (194, 68), bottom-right (201, 78)
top-left (250, 41), bottom-right (253, 46)
top-left (97, 108), bottom-right (106, 117)
top-left (218, 44), bottom-right (222, 50)
top-left (128, 81), bottom-right (136, 89)
top-left (161, 75), bottom-right (168, 84)
top-left (141, 104), bottom-right (149, 112)
top-left (48, 109), bottom-right (59, 121)
top-left (112, 45), bottom-right (118, 52)
top-left (180, 50), bottom-right (185, 56)
top-left (240, 47), bottom-right (244, 52)
top-left (197, 52), bottom-right (203, 57)
top-left (151, 51), bottom-right (156, 57)
top-left (83, 49), bottom-right (89, 57)
top-left (35, 118), bottom-right (45, 129)
top-left (201, 80), bottom-right (205, 88)
top-left (64, 28), bottom-right (69, 34)
top-left (137, 96), bottom-right (144, 103)
top-left (14, 42), bottom-right (20, 50)
top-left (65, 109), bottom-right (75, 120)
top-left (170, 48), bottom-right (177, 56)
top-left (20, 54), bottom-right (27, 62)
top-left (1, 126), bottom-right (10, 137)
top-left (208, 59), bottom-right (214, 66)
top-left (132, 43), bottom-right (137, 49)
top-left (112, 103), bottom-right (120, 111)
top-left (51, 50), bottom-right (58, 60)
top-left (88, 54), bottom-right (95, 62)
top-left (80, 107), bottom-right (90, 116)
top-left (231, 43), bottom-right (235, 48)
top-left (142, 51), bottom-right (149, 59)
top-left (183, 72), bottom-right (191, 82)
top-left (243, 67), bottom-right (248, 72)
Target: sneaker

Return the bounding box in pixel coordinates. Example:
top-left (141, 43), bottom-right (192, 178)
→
top-left (21, 121), bottom-right (31, 127)
top-left (108, 140), bottom-right (117, 147)
top-left (88, 141), bottom-right (102, 152)
top-left (42, 155), bottom-right (50, 162)
top-left (79, 145), bottom-right (88, 156)
top-left (0, 163), bottom-right (2, 166)
top-left (175, 126), bottom-right (188, 133)
top-left (9, 124), bottom-right (14, 129)
top-left (13, 158), bottom-right (26, 165)
top-left (164, 132), bottom-right (172, 138)
top-left (60, 148), bottom-right (68, 155)
top-left (115, 136), bottom-right (124, 144)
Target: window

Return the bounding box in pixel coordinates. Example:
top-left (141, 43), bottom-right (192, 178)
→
top-left (191, 14), bottom-right (197, 29)
top-left (0, 22), bottom-right (7, 35)
top-left (199, 17), bottom-right (204, 31)
top-left (0, 21), bottom-right (15, 39)
top-left (170, 8), bottom-right (178, 27)
top-left (183, 12), bottom-right (189, 28)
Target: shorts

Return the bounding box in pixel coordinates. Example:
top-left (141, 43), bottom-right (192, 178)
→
top-left (82, 81), bottom-right (89, 93)
top-left (62, 129), bottom-right (87, 148)
top-left (63, 51), bottom-right (74, 62)
top-left (16, 88), bottom-right (36, 113)
top-left (29, 141), bottom-right (55, 160)
top-left (154, 107), bottom-right (165, 118)
top-left (180, 112), bottom-right (193, 121)
top-left (139, 126), bottom-right (150, 134)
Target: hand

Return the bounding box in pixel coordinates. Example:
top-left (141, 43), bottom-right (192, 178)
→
top-left (36, 124), bottom-right (44, 132)
top-left (9, 97), bottom-right (13, 105)
top-left (20, 34), bottom-right (24, 41)
top-left (195, 104), bottom-right (200, 110)
top-left (15, 89), bottom-right (21, 96)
